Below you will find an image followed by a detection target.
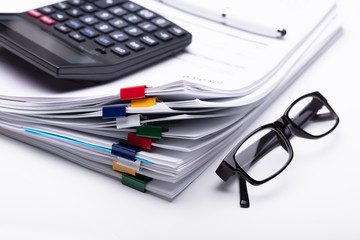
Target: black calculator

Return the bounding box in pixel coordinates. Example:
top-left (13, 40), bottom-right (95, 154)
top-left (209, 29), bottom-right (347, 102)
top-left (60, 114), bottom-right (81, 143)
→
top-left (0, 0), bottom-right (192, 81)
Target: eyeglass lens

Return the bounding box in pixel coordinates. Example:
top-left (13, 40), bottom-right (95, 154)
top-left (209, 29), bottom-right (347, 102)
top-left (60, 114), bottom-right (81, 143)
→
top-left (235, 128), bottom-right (291, 182)
top-left (288, 95), bottom-right (337, 137)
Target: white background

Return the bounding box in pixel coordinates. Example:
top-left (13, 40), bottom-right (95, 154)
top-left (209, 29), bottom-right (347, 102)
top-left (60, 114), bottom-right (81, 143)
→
top-left (0, 0), bottom-right (359, 239)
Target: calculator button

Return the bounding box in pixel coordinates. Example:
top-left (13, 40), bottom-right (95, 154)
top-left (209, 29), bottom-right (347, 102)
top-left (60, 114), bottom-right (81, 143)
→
top-left (55, 24), bottom-right (71, 33)
top-left (95, 11), bottom-right (114, 21)
top-left (81, 3), bottom-right (98, 13)
top-left (110, 31), bottom-right (128, 42)
top-left (27, 10), bottom-right (42, 18)
top-left (152, 17), bottom-right (171, 28)
top-left (140, 35), bottom-right (158, 46)
top-left (53, 2), bottom-right (70, 11)
top-left (138, 22), bottom-right (157, 32)
top-left (111, 46), bottom-right (130, 56)
top-left (137, 9), bottom-right (155, 19)
top-left (123, 14), bottom-right (142, 24)
top-left (109, 18), bottom-right (128, 29)
top-left (124, 26), bottom-right (143, 37)
top-left (122, 2), bottom-right (141, 12)
top-left (168, 26), bottom-right (186, 37)
top-left (94, 0), bottom-right (125, 9)
top-left (66, 8), bottom-right (84, 17)
top-left (66, 20), bottom-right (84, 30)
top-left (38, 6), bottom-right (56, 15)
top-left (94, 23), bottom-right (114, 33)
top-left (95, 36), bottom-right (114, 47)
top-left (109, 6), bottom-right (127, 16)
top-left (40, 16), bottom-right (56, 25)
top-left (126, 40), bottom-right (144, 51)
top-left (67, 0), bottom-right (85, 6)
top-left (51, 13), bottom-right (69, 22)
top-left (154, 31), bottom-right (173, 41)
top-left (80, 15), bottom-right (99, 25)
top-left (80, 28), bottom-right (99, 38)
top-left (69, 32), bottom-right (86, 42)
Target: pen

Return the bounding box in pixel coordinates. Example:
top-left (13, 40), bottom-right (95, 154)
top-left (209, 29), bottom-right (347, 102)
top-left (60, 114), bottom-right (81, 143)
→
top-left (159, 0), bottom-right (287, 38)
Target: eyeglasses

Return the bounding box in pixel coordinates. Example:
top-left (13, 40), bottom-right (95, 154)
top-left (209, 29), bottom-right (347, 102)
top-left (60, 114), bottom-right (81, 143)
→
top-left (215, 92), bottom-right (339, 208)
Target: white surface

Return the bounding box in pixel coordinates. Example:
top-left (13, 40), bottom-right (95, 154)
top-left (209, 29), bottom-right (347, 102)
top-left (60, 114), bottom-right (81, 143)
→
top-left (0, 0), bottom-right (359, 239)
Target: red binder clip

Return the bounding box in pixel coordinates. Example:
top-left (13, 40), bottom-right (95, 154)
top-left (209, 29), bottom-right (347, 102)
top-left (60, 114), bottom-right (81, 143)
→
top-left (127, 133), bottom-right (152, 150)
top-left (120, 85), bottom-right (149, 100)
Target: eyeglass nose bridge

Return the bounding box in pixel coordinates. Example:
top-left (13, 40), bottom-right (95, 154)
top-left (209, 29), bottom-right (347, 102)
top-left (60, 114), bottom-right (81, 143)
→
top-left (274, 114), bottom-right (313, 140)
top-left (274, 116), bottom-right (293, 138)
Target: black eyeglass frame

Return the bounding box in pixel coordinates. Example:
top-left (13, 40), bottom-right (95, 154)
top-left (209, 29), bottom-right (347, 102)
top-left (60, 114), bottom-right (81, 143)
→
top-left (216, 91), bottom-right (340, 207)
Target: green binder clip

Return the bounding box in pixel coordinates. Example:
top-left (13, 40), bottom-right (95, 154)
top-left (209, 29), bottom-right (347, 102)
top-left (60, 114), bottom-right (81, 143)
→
top-left (122, 173), bottom-right (153, 192)
top-left (136, 125), bottom-right (163, 139)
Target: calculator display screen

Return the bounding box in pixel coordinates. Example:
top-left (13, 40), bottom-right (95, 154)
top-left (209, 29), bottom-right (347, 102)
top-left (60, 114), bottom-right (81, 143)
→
top-left (0, 15), bottom-right (96, 64)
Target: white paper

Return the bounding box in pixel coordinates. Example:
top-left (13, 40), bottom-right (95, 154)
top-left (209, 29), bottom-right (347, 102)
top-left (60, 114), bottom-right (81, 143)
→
top-left (0, 0), bottom-right (342, 199)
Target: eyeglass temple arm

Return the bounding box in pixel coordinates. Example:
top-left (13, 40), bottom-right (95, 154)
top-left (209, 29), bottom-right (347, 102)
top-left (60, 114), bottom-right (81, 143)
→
top-left (239, 175), bottom-right (250, 208)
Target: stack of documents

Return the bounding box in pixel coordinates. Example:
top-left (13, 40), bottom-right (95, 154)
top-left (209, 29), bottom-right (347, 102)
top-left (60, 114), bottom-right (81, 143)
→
top-left (0, 0), bottom-right (342, 198)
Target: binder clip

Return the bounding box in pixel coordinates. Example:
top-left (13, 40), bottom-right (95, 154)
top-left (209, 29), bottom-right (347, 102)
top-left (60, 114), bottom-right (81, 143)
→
top-left (112, 160), bottom-right (137, 176)
top-left (136, 125), bottom-right (163, 139)
top-left (102, 105), bottom-right (126, 119)
top-left (116, 114), bottom-right (141, 129)
top-left (111, 143), bottom-right (138, 161)
top-left (121, 173), bottom-right (152, 192)
top-left (131, 97), bottom-right (160, 108)
top-left (127, 133), bottom-right (152, 150)
top-left (120, 85), bottom-right (149, 100)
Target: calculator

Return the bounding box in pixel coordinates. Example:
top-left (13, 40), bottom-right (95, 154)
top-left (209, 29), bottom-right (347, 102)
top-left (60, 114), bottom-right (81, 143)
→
top-left (0, 0), bottom-right (192, 81)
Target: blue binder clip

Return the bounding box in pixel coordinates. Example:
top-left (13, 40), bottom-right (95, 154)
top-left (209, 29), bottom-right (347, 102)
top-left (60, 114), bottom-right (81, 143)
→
top-left (111, 143), bottom-right (138, 161)
top-left (102, 105), bottom-right (126, 119)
